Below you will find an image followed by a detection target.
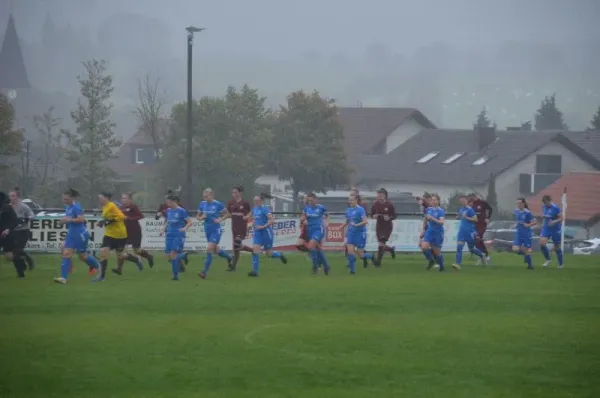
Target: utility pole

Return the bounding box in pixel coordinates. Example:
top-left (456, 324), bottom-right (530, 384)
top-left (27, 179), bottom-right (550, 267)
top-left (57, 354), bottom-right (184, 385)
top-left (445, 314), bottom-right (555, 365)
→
top-left (22, 140), bottom-right (30, 197)
top-left (185, 26), bottom-right (205, 209)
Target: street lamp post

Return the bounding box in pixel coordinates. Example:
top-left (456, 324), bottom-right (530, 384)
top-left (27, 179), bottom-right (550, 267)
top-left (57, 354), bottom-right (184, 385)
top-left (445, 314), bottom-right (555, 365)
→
top-left (185, 26), bottom-right (205, 209)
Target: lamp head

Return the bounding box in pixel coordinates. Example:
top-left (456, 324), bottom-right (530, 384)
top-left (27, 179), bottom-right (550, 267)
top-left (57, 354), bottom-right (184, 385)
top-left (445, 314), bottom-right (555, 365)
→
top-left (186, 26), bottom-right (205, 34)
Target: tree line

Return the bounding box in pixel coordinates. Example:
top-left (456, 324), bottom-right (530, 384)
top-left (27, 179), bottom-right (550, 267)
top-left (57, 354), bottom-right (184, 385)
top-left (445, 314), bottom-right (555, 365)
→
top-left (1, 59), bottom-right (350, 208)
top-left (474, 93), bottom-right (600, 131)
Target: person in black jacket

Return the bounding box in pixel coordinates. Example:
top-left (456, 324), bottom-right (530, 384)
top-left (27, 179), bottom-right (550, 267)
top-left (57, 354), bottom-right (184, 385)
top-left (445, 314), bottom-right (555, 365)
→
top-left (0, 191), bottom-right (27, 278)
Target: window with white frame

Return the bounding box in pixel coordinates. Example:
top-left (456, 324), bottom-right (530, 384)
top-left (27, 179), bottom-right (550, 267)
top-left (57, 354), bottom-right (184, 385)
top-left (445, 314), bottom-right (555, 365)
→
top-left (135, 148), bottom-right (144, 164)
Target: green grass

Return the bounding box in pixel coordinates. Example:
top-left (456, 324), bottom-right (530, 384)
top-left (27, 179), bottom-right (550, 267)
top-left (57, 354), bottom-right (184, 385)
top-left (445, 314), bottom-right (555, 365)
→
top-left (1, 253), bottom-right (599, 398)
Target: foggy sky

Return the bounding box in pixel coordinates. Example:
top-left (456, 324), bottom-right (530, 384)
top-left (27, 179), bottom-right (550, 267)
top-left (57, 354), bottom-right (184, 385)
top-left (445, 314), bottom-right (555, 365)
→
top-left (4, 0), bottom-right (600, 56)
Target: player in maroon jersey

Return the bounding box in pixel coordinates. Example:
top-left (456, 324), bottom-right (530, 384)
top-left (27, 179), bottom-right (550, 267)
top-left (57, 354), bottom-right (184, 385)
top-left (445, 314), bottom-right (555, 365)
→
top-left (371, 188), bottom-right (396, 262)
top-left (417, 193), bottom-right (436, 268)
top-left (468, 193), bottom-right (492, 264)
top-left (112, 192), bottom-right (154, 275)
top-left (227, 186), bottom-right (253, 271)
top-left (293, 195), bottom-right (310, 252)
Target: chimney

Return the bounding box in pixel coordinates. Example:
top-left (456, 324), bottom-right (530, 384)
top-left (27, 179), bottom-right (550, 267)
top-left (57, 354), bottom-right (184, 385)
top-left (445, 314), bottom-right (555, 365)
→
top-left (475, 126), bottom-right (496, 150)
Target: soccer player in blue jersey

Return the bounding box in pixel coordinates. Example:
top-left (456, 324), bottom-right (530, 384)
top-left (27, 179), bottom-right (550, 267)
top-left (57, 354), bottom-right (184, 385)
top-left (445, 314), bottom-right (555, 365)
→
top-left (304, 192), bottom-right (331, 275)
top-left (248, 193), bottom-right (288, 277)
top-left (512, 198), bottom-right (536, 270)
top-left (452, 195), bottom-right (485, 270)
top-left (540, 195), bottom-right (564, 268)
top-left (418, 193), bottom-right (436, 269)
top-left (420, 194), bottom-right (446, 272)
top-left (161, 193), bottom-right (192, 280)
top-left (53, 189), bottom-right (100, 284)
top-left (196, 188), bottom-right (233, 279)
top-left (343, 194), bottom-right (379, 274)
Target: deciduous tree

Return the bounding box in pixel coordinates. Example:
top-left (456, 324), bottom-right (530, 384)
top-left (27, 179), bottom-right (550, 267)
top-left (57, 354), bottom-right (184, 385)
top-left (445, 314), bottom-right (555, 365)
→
top-left (133, 74), bottom-right (167, 155)
top-left (272, 90), bottom-right (349, 209)
top-left (0, 93), bottom-right (23, 186)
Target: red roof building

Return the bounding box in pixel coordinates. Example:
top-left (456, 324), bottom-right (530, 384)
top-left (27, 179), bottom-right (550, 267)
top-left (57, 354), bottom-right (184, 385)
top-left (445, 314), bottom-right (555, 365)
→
top-left (528, 172), bottom-right (600, 229)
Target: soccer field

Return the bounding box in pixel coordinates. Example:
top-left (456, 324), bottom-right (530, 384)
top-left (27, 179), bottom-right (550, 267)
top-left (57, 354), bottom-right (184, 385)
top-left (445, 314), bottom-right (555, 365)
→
top-left (0, 253), bottom-right (599, 398)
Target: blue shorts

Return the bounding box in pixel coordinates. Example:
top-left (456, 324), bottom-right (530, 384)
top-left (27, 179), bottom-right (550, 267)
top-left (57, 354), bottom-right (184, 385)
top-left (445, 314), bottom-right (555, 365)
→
top-left (308, 226), bottom-right (325, 243)
top-left (540, 228), bottom-right (561, 243)
top-left (346, 230), bottom-right (367, 249)
top-left (423, 230), bottom-right (444, 248)
top-left (457, 230), bottom-right (477, 246)
top-left (165, 235), bottom-right (185, 253)
top-left (513, 234), bottom-right (532, 248)
top-left (205, 228), bottom-right (222, 244)
top-left (253, 228), bottom-right (274, 250)
top-left (64, 231), bottom-right (90, 253)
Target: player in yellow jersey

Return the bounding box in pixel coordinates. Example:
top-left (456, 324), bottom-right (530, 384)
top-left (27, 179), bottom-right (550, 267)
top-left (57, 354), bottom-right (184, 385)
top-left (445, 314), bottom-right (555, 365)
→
top-left (95, 192), bottom-right (128, 282)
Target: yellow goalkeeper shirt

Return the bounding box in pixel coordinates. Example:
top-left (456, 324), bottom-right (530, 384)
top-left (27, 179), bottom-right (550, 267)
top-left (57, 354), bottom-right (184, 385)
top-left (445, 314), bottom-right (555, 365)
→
top-left (101, 201), bottom-right (127, 239)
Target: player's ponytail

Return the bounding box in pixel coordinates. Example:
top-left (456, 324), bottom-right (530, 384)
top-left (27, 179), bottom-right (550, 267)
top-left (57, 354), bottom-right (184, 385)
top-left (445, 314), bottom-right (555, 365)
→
top-left (64, 188), bottom-right (80, 198)
top-left (518, 197), bottom-right (529, 209)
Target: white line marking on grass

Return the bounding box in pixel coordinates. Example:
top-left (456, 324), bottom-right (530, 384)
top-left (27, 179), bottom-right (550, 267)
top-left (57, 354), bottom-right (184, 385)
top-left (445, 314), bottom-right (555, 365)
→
top-left (244, 323), bottom-right (319, 360)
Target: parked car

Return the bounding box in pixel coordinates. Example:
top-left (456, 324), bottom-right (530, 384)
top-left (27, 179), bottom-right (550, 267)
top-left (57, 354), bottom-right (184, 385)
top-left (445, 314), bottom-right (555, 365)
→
top-left (573, 239), bottom-right (600, 255)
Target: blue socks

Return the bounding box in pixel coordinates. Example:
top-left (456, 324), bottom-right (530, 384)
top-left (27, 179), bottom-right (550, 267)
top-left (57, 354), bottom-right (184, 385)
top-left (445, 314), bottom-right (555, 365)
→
top-left (171, 259), bottom-right (179, 278)
top-left (318, 251), bottom-right (330, 269)
top-left (85, 255), bottom-right (99, 269)
top-left (541, 245), bottom-right (551, 260)
top-left (524, 254), bottom-right (533, 269)
top-left (252, 253), bottom-right (259, 273)
top-left (60, 257), bottom-right (71, 279)
top-left (556, 248), bottom-right (564, 266)
top-left (423, 248), bottom-right (434, 262)
top-left (363, 252), bottom-right (373, 260)
top-left (218, 249), bottom-right (232, 260)
top-left (348, 254), bottom-right (356, 273)
top-left (204, 253), bottom-right (213, 274)
top-left (436, 254), bottom-right (445, 271)
top-left (310, 249), bottom-right (320, 268)
top-left (455, 244), bottom-right (464, 264)
top-left (469, 245), bottom-right (484, 259)
top-left (270, 251), bottom-right (281, 259)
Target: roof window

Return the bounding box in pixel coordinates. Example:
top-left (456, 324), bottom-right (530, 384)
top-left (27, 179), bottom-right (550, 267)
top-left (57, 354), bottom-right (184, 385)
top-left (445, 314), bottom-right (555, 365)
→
top-left (472, 155), bottom-right (488, 165)
top-left (442, 152), bottom-right (464, 164)
top-left (416, 152), bottom-right (439, 163)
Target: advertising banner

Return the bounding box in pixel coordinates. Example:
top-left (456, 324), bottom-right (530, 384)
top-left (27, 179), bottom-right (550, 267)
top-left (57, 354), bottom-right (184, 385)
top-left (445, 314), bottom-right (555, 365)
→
top-left (25, 217), bottom-right (461, 253)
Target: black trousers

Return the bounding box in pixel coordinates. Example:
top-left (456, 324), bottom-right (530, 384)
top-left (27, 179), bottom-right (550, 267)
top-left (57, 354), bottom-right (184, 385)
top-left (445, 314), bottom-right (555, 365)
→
top-left (9, 231), bottom-right (29, 277)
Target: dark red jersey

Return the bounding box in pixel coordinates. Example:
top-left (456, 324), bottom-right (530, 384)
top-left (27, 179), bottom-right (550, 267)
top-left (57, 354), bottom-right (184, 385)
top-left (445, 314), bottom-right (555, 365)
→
top-left (156, 203), bottom-right (168, 219)
top-left (121, 203), bottom-right (143, 243)
top-left (371, 200), bottom-right (396, 229)
top-left (472, 199), bottom-right (492, 228)
top-left (227, 199), bottom-right (251, 236)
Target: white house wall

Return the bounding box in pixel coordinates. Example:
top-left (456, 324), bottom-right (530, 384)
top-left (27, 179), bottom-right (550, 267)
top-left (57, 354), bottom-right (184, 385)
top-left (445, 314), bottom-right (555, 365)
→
top-left (385, 117), bottom-right (427, 153)
top-left (495, 141), bottom-right (597, 213)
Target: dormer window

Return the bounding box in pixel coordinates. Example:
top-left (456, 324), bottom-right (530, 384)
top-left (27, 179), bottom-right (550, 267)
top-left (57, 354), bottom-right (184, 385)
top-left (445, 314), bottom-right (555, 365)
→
top-left (416, 152), bottom-right (439, 163)
top-left (472, 155), bottom-right (488, 165)
top-left (442, 152), bottom-right (464, 164)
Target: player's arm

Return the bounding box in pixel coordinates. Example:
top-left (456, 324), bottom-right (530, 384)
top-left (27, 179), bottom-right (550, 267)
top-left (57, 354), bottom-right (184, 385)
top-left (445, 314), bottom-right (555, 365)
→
top-left (431, 211), bottom-right (445, 225)
top-left (464, 209), bottom-right (478, 223)
top-left (370, 204), bottom-right (377, 219)
top-left (196, 206), bottom-right (206, 221)
top-left (128, 205), bottom-right (144, 221)
top-left (389, 203), bottom-right (397, 221)
top-left (550, 209), bottom-right (563, 226)
top-left (217, 208), bottom-right (231, 223)
top-left (266, 212), bottom-right (275, 227)
top-left (0, 206), bottom-right (19, 236)
top-left (61, 207), bottom-right (85, 224)
top-left (524, 214), bottom-right (536, 228)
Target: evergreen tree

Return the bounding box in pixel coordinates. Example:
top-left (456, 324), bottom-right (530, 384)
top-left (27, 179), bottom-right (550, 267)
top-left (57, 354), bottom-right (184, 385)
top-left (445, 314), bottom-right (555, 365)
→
top-left (590, 105), bottom-right (600, 131)
top-left (534, 93), bottom-right (567, 131)
top-left (474, 107), bottom-right (491, 129)
top-left (63, 60), bottom-right (121, 206)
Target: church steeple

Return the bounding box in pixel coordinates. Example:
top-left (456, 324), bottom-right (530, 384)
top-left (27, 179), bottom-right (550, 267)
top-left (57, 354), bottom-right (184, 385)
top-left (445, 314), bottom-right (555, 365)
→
top-left (0, 12), bottom-right (31, 90)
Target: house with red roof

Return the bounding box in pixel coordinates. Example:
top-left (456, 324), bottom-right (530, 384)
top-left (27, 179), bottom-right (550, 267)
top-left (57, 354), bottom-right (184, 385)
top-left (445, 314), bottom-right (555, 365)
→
top-left (528, 171), bottom-right (600, 237)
